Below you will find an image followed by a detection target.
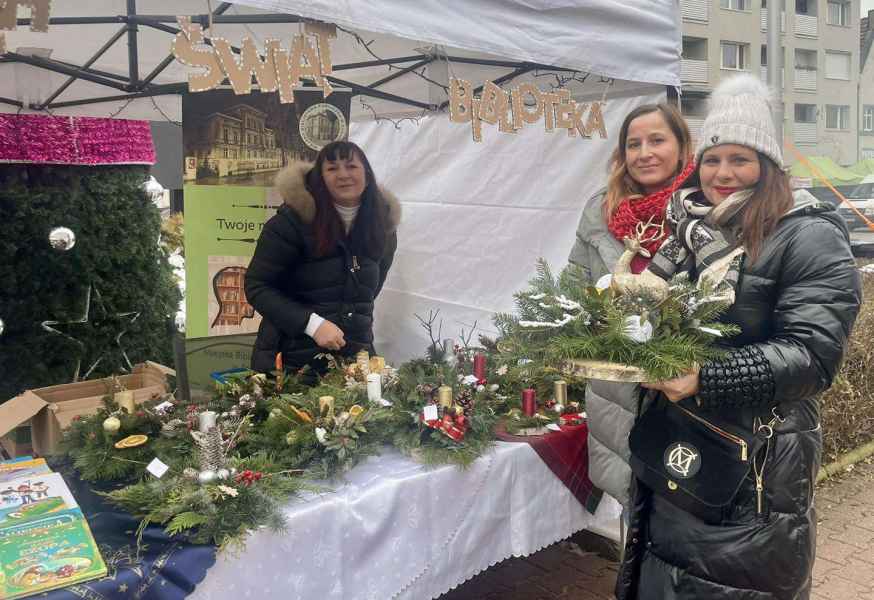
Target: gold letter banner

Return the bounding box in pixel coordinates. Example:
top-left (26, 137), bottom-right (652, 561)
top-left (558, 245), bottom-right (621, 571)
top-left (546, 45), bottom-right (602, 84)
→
top-left (171, 16), bottom-right (334, 103)
top-left (448, 77), bottom-right (608, 143)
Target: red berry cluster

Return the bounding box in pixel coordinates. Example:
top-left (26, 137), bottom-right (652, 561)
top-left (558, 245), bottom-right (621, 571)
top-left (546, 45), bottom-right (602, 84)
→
top-left (235, 470), bottom-right (263, 486)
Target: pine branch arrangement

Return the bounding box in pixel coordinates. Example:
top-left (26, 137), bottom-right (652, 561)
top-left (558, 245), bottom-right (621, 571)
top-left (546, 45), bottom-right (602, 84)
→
top-left (494, 260), bottom-right (739, 381)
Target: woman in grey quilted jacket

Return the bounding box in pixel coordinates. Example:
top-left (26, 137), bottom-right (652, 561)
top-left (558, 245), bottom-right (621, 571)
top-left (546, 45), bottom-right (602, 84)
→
top-left (567, 103), bottom-right (693, 509)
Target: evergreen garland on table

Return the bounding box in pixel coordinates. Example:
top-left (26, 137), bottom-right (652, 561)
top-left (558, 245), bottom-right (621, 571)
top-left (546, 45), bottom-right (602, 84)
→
top-left (384, 359), bottom-right (500, 468)
top-left (59, 350), bottom-right (526, 548)
top-left (103, 451), bottom-right (308, 550)
top-left (59, 389), bottom-right (190, 482)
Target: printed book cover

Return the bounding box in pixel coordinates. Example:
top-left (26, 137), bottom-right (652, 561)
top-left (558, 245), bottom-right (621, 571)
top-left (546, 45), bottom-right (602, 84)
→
top-left (0, 459), bottom-right (51, 485)
top-left (0, 507), bottom-right (107, 599)
top-left (0, 472), bottom-right (78, 528)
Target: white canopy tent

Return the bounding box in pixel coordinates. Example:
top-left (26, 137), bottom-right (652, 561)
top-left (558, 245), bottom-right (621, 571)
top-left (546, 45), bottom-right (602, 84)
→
top-left (1, 0), bottom-right (681, 361)
top-left (2, 3), bottom-right (682, 596)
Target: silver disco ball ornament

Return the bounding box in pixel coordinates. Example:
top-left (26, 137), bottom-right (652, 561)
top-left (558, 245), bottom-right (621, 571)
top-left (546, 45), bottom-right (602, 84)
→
top-left (48, 227), bottom-right (76, 251)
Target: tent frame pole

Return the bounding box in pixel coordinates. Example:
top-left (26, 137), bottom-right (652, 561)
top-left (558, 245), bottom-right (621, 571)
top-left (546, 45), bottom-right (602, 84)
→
top-left (3, 11), bottom-right (584, 114)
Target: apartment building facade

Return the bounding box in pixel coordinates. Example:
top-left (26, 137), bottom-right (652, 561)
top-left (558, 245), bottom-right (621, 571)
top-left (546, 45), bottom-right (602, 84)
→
top-left (859, 10), bottom-right (874, 159)
top-left (681, 0), bottom-right (859, 166)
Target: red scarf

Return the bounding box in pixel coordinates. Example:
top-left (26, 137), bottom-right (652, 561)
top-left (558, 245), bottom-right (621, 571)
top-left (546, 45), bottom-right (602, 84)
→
top-left (606, 160), bottom-right (696, 274)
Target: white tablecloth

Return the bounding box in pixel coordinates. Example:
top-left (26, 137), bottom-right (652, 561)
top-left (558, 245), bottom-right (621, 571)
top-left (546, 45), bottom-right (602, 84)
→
top-left (190, 442), bottom-right (621, 600)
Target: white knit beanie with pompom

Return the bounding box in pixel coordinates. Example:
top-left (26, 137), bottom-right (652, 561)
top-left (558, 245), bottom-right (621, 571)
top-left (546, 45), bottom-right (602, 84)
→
top-left (695, 73), bottom-right (783, 168)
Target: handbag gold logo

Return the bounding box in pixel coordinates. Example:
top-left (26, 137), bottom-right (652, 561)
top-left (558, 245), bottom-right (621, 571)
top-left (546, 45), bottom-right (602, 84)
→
top-left (664, 442), bottom-right (701, 479)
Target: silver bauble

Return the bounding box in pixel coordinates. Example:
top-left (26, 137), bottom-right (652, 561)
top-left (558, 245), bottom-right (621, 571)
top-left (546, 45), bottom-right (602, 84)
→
top-left (48, 227), bottom-right (76, 251)
top-left (0, 318), bottom-right (4, 336)
top-left (217, 468), bottom-right (230, 480)
top-left (198, 470), bottom-right (217, 484)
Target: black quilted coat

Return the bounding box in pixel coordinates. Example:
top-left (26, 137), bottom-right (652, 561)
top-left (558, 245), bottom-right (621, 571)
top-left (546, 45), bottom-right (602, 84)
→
top-left (616, 197), bottom-right (862, 600)
top-left (245, 161), bottom-right (400, 373)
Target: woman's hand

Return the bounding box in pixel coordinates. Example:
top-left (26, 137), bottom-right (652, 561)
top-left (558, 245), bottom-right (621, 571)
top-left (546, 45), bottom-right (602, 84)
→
top-left (313, 321), bottom-right (346, 351)
top-left (641, 367), bottom-right (700, 403)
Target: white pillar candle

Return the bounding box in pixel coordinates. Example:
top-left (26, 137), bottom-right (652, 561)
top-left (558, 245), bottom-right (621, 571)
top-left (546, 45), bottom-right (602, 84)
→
top-left (367, 373), bottom-right (382, 403)
top-left (198, 410), bottom-right (217, 432)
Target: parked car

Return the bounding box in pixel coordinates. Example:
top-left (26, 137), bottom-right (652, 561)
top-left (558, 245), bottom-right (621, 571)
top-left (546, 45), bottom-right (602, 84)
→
top-left (805, 181), bottom-right (874, 230)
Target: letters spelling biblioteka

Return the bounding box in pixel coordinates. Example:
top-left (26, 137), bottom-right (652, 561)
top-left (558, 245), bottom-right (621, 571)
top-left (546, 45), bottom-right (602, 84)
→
top-left (448, 78), bottom-right (609, 143)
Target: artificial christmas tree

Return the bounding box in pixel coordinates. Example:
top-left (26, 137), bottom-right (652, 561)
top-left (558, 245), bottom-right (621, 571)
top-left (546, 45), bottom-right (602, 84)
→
top-left (0, 115), bottom-right (179, 402)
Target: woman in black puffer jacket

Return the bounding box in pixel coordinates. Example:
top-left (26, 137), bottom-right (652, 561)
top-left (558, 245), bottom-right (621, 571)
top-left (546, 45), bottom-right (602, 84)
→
top-left (245, 141), bottom-right (400, 375)
top-left (616, 75), bottom-right (861, 599)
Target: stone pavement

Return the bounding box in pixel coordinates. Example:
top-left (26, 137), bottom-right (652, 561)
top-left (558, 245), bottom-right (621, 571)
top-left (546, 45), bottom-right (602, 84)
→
top-left (440, 458), bottom-right (874, 600)
top-left (812, 459), bottom-right (874, 600)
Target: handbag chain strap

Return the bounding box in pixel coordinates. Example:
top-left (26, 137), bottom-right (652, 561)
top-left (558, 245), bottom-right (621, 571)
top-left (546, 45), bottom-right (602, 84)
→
top-left (752, 407), bottom-right (786, 516)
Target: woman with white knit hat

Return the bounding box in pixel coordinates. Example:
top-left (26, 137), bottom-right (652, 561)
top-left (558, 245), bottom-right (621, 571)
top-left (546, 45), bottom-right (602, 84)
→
top-left (613, 74), bottom-right (862, 599)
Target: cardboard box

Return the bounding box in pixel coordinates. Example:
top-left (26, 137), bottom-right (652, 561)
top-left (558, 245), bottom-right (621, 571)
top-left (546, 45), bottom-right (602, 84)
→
top-left (0, 362), bottom-right (175, 457)
top-left (0, 425), bottom-right (32, 458)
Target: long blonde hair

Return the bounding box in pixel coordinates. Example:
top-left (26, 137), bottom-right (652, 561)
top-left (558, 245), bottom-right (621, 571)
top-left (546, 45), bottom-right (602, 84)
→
top-left (603, 103), bottom-right (693, 217)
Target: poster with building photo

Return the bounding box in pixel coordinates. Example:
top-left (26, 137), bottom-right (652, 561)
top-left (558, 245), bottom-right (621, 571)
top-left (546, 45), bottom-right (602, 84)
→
top-left (181, 88), bottom-right (351, 389)
top-left (182, 87), bottom-right (352, 186)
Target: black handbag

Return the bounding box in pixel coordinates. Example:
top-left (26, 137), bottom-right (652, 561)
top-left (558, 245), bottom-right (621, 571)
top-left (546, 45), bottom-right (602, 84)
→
top-left (628, 397), bottom-right (765, 524)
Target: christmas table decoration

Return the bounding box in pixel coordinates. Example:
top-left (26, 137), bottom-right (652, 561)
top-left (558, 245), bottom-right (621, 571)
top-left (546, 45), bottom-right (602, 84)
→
top-left (495, 258), bottom-right (737, 384)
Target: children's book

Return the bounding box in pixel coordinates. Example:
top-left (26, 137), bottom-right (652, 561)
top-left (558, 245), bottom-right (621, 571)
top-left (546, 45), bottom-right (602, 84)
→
top-left (0, 507), bottom-right (107, 599)
top-left (0, 459), bottom-right (51, 485)
top-left (0, 472), bottom-right (78, 528)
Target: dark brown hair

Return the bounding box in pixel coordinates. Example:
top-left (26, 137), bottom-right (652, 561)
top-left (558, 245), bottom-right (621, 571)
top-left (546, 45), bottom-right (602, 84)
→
top-left (305, 141), bottom-right (387, 258)
top-left (739, 155), bottom-right (793, 262)
top-left (604, 103), bottom-right (693, 216)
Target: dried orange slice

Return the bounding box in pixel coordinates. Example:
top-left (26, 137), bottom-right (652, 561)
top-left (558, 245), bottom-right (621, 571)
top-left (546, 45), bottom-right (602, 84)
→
top-left (291, 406), bottom-right (313, 423)
top-left (114, 434), bottom-right (148, 449)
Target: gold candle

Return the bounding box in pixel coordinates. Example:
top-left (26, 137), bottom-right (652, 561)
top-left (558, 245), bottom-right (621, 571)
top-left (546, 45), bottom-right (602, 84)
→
top-left (356, 350), bottom-right (370, 375)
top-left (553, 380), bottom-right (568, 405)
top-left (369, 355), bottom-right (386, 375)
top-left (319, 395), bottom-right (336, 419)
top-left (437, 385), bottom-right (453, 408)
top-left (114, 390), bottom-right (136, 413)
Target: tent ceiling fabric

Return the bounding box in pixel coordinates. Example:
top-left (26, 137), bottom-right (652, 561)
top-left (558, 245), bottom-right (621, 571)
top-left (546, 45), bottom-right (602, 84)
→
top-left (0, 0), bottom-right (679, 119)
top-left (227, 0), bottom-right (681, 86)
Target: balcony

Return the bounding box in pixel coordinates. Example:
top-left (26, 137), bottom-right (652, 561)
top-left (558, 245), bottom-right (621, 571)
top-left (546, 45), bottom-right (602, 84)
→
top-left (794, 14), bottom-right (818, 37)
top-left (681, 0), bottom-right (709, 22)
top-left (793, 122), bottom-right (817, 145)
top-left (681, 59), bottom-right (709, 84)
top-left (759, 66), bottom-right (785, 88)
top-left (794, 68), bottom-right (817, 92)
top-left (685, 117), bottom-right (705, 144)
top-left (760, 8), bottom-right (786, 32)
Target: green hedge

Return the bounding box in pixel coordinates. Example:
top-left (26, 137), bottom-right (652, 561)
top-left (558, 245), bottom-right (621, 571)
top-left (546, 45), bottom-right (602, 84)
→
top-left (0, 165), bottom-right (179, 401)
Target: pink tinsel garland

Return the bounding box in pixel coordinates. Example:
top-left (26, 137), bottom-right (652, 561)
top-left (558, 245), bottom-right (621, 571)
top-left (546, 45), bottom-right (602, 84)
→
top-left (0, 114), bottom-right (156, 166)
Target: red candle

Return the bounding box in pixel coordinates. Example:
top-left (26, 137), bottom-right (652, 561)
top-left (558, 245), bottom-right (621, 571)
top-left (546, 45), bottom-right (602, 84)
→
top-left (522, 388), bottom-right (537, 416)
top-left (473, 353), bottom-right (487, 381)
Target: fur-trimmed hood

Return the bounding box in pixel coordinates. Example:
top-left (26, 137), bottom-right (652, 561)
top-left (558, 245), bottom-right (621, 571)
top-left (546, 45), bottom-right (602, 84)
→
top-left (273, 160), bottom-right (401, 231)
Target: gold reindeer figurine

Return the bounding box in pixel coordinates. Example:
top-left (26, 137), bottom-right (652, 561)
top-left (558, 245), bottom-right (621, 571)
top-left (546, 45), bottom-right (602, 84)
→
top-left (610, 217), bottom-right (670, 301)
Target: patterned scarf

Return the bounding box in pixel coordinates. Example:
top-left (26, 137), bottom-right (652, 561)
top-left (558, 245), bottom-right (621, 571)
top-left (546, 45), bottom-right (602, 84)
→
top-left (647, 187), bottom-right (753, 304)
top-left (607, 160), bottom-right (697, 274)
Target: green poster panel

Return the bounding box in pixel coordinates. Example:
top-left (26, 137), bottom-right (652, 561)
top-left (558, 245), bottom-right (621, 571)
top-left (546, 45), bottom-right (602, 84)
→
top-left (183, 184), bottom-right (272, 339)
